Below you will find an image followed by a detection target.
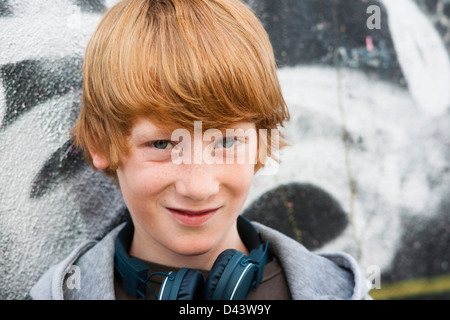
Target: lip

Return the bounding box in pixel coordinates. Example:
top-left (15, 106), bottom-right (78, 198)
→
top-left (166, 207), bottom-right (220, 226)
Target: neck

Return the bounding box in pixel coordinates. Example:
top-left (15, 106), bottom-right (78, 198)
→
top-left (129, 223), bottom-right (248, 271)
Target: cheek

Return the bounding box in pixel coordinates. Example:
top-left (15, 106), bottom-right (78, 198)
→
top-left (117, 163), bottom-right (173, 200)
top-left (224, 164), bottom-right (255, 197)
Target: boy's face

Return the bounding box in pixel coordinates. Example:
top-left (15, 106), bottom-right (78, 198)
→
top-left (95, 117), bottom-right (258, 268)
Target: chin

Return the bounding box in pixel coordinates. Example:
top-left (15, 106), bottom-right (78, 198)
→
top-left (167, 231), bottom-right (224, 260)
top-left (171, 238), bottom-right (214, 256)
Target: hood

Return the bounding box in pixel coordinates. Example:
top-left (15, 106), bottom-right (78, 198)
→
top-left (30, 221), bottom-right (370, 300)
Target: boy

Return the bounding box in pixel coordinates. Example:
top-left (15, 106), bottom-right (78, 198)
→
top-left (30, 0), bottom-right (370, 300)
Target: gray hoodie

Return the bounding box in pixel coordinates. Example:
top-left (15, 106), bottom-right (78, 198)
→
top-left (30, 221), bottom-right (371, 300)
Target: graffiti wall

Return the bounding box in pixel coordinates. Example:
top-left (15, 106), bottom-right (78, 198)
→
top-left (0, 0), bottom-right (449, 300)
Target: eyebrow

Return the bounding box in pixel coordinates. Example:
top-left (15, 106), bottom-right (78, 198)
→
top-left (130, 125), bottom-right (173, 143)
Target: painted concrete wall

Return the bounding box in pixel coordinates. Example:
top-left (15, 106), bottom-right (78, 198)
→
top-left (0, 0), bottom-right (449, 299)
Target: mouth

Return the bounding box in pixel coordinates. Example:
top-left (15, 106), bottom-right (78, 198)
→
top-left (166, 207), bottom-right (220, 226)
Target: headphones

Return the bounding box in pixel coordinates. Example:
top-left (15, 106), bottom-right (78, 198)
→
top-left (114, 216), bottom-right (268, 300)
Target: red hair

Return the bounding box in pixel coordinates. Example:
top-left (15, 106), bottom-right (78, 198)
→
top-left (73, 0), bottom-right (289, 176)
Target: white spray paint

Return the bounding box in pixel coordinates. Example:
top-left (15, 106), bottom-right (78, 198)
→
top-left (382, 0), bottom-right (450, 115)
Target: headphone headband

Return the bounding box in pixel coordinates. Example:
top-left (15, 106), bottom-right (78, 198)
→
top-left (114, 220), bottom-right (148, 298)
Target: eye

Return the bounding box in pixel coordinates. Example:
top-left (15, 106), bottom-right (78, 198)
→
top-left (149, 140), bottom-right (172, 150)
top-left (215, 136), bottom-right (246, 150)
top-left (220, 137), bottom-right (236, 149)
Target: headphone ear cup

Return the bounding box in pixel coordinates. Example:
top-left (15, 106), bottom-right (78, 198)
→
top-left (176, 269), bottom-right (204, 300)
top-left (159, 268), bottom-right (204, 300)
top-left (203, 249), bottom-right (244, 300)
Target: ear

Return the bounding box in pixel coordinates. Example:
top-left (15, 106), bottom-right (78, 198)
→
top-left (89, 149), bottom-right (110, 170)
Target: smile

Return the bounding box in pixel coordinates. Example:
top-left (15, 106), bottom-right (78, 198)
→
top-left (166, 207), bottom-right (220, 226)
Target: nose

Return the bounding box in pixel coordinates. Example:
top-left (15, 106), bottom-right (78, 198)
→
top-left (174, 163), bottom-right (220, 202)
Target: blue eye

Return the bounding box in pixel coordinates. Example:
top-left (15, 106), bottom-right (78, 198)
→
top-left (221, 137), bottom-right (236, 148)
top-left (152, 140), bottom-right (171, 149)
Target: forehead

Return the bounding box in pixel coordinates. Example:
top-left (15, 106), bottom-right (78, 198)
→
top-left (130, 117), bottom-right (256, 138)
top-left (129, 117), bottom-right (172, 140)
